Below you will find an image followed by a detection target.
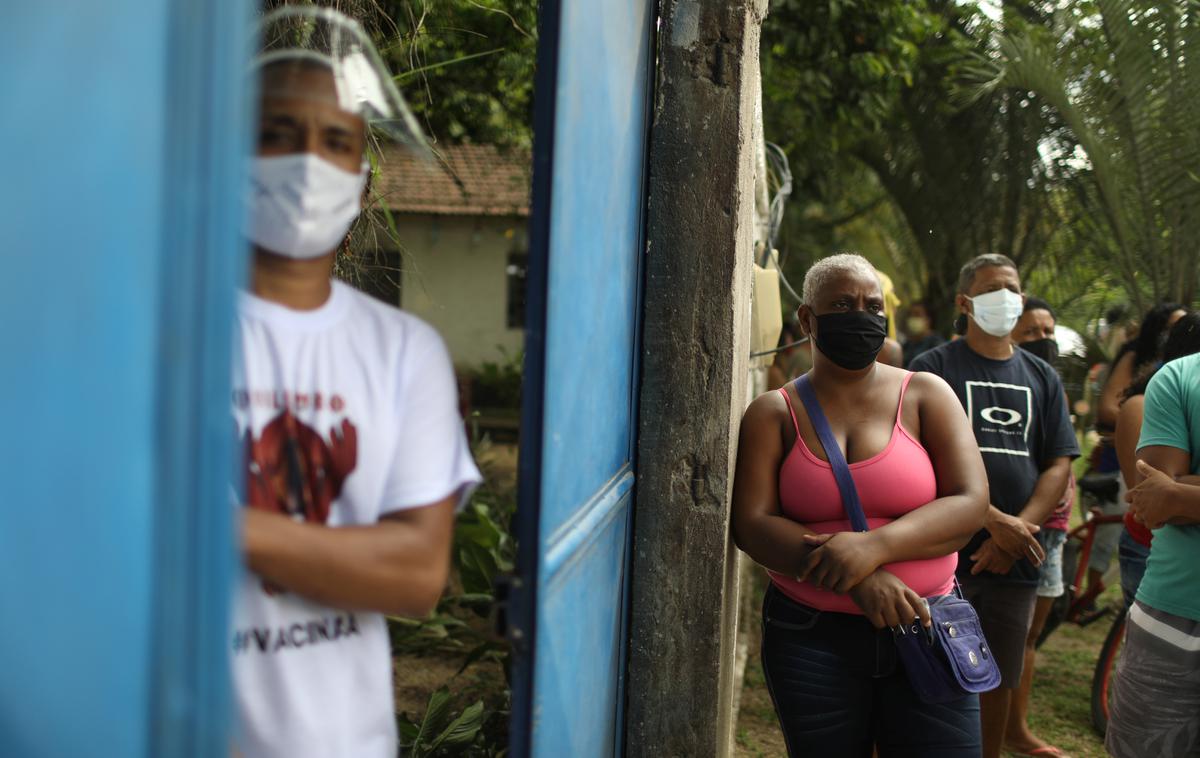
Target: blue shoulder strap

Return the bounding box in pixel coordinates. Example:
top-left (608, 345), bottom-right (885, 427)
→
top-left (794, 374), bottom-right (870, 533)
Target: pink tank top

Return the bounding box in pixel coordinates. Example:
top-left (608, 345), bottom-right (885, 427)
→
top-left (768, 372), bottom-right (956, 613)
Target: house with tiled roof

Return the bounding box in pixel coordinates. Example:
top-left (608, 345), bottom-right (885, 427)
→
top-left (359, 143), bottom-right (531, 370)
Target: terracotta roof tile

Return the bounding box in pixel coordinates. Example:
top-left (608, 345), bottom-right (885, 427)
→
top-left (372, 143), bottom-right (530, 217)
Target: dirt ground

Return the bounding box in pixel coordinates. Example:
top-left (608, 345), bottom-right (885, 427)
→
top-left (393, 648), bottom-right (507, 718)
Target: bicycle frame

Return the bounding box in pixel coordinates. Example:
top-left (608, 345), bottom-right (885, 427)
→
top-left (1064, 507), bottom-right (1127, 622)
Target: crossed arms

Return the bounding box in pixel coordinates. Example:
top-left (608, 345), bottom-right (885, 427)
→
top-left (731, 373), bottom-right (989, 627)
top-left (242, 494), bottom-right (457, 617)
top-left (1126, 449), bottom-right (1200, 529)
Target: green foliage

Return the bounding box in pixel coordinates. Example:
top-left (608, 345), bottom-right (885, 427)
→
top-left (766, 0), bottom-right (1200, 333)
top-left (389, 447), bottom-right (516, 653)
top-left (762, 0), bottom-right (937, 188)
top-left (389, 443), bottom-right (516, 754)
top-left (377, 0), bottom-right (537, 149)
top-left (961, 0), bottom-right (1200, 309)
top-left (455, 496), bottom-right (516, 596)
top-left (466, 348), bottom-right (523, 409)
top-left (270, 0), bottom-right (537, 147)
top-left (398, 688), bottom-right (501, 757)
top-left (764, 1), bottom-right (1073, 330)
top-left (388, 605), bottom-right (478, 655)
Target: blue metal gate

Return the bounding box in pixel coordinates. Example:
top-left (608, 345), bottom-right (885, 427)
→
top-left (0, 3), bottom-right (249, 756)
top-left (510, 0), bottom-right (656, 754)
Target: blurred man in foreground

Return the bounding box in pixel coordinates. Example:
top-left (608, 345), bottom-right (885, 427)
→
top-left (230, 9), bottom-right (479, 756)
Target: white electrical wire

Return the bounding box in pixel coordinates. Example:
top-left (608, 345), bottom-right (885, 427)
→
top-left (761, 141), bottom-right (802, 303)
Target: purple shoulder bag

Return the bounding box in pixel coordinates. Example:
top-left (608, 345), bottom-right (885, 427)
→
top-left (794, 374), bottom-right (1001, 704)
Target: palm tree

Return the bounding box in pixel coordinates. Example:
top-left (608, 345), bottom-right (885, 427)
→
top-left (961, 0), bottom-right (1200, 310)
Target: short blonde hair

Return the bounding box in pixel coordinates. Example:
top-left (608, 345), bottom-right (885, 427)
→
top-left (802, 253), bottom-right (881, 305)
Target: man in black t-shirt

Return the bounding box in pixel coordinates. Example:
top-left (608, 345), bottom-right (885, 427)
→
top-left (909, 254), bottom-right (1078, 758)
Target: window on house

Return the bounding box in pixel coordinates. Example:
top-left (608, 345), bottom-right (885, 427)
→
top-left (506, 252), bottom-right (528, 329)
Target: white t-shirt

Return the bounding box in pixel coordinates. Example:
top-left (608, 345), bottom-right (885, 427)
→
top-left (230, 280), bottom-right (481, 758)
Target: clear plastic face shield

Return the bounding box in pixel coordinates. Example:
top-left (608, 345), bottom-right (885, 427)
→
top-left (248, 7), bottom-right (427, 260)
top-left (255, 6), bottom-right (425, 154)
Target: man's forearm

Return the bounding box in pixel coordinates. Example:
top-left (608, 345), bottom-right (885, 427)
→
top-left (983, 503), bottom-right (1025, 531)
top-left (1164, 480), bottom-right (1200, 524)
top-left (243, 506), bottom-right (452, 617)
top-left (1017, 458), bottom-right (1072, 526)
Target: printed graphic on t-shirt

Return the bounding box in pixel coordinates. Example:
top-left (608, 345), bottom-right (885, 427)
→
top-left (237, 394), bottom-right (359, 595)
top-left (965, 380), bottom-right (1032, 457)
top-left (233, 612), bottom-right (362, 656)
top-left (241, 408), bottom-right (358, 524)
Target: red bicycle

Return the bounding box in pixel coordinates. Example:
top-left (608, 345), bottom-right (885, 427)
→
top-left (1091, 604), bottom-right (1127, 735)
top-left (1034, 489), bottom-right (1128, 735)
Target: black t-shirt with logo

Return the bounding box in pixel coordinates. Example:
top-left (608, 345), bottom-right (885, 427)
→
top-left (909, 339), bottom-right (1080, 584)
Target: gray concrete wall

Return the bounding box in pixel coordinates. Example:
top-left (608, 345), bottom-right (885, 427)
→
top-left (625, 0), bottom-right (768, 755)
top-left (392, 213), bottom-right (528, 369)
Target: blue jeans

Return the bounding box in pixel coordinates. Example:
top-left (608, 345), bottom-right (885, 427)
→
top-left (760, 583), bottom-right (982, 757)
top-left (1117, 530), bottom-right (1150, 608)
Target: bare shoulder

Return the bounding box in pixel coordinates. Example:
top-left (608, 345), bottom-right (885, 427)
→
top-left (738, 388), bottom-right (792, 461)
top-left (906, 368), bottom-right (952, 391)
top-left (1108, 350), bottom-right (1137, 383)
top-left (905, 369), bottom-right (959, 408)
top-left (744, 387), bottom-right (789, 424)
top-left (872, 362), bottom-right (909, 381)
top-left (1118, 394), bottom-right (1145, 423)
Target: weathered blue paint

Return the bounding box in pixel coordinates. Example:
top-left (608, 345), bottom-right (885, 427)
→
top-left (148, 1), bottom-right (251, 756)
top-left (0, 3), bottom-right (248, 756)
top-left (512, 0), bottom-right (656, 753)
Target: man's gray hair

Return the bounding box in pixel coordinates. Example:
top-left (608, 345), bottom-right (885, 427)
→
top-left (957, 253), bottom-right (1018, 294)
top-left (802, 253), bottom-right (881, 305)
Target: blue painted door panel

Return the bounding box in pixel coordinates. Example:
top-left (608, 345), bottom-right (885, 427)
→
top-left (0, 3), bottom-right (248, 756)
top-left (540, 0), bottom-right (653, 536)
top-left (512, 0), bottom-right (654, 754)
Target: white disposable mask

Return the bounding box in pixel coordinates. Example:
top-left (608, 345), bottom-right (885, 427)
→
top-left (247, 153), bottom-right (369, 259)
top-left (968, 289), bottom-right (1024, 337)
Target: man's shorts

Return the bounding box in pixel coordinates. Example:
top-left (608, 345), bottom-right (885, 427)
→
top-left (959, 576), bottom-right (1038, 688)
top-left (1107, 601), bottom-right (1200, 757)
top-left (1037, 528), bottom-right (1068, 599)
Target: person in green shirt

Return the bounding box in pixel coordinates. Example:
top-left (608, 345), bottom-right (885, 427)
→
top-left (1106, 352), bottom-right (1200, 758)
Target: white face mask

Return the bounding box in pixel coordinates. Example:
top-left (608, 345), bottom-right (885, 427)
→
top-left (247, 153), bottom-right (369, 260)
top-left (968, 288), bottom-right (1024, 337)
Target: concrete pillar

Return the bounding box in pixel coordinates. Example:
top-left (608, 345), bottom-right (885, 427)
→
top-left (625, 0), bottom-right (768, 755)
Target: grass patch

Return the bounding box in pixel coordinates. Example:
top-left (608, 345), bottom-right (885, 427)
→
top-left (1023, 584), bottom-right (1123, 758)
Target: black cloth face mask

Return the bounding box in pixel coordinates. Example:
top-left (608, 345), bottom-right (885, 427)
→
top-left (1019, 338), bottom-right (1059, 365)
top-left (813, 311), bottom-right (888, 370)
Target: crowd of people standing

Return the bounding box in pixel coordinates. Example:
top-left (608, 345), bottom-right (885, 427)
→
top-left (740, 251), bottom-right (1200, 757)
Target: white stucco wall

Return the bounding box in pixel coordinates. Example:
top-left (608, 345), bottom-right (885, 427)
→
top-left (391, 213), bottom-right (527, 369)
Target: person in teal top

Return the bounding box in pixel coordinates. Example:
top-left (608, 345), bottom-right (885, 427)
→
top-left (1107, 351), bottom-right (1200, 758)
top-left (1133, 352), bottom-right (1200, 617)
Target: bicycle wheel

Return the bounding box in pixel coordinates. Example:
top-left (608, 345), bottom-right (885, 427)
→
top-left (1091, 606), bottom-right (1128, 736)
